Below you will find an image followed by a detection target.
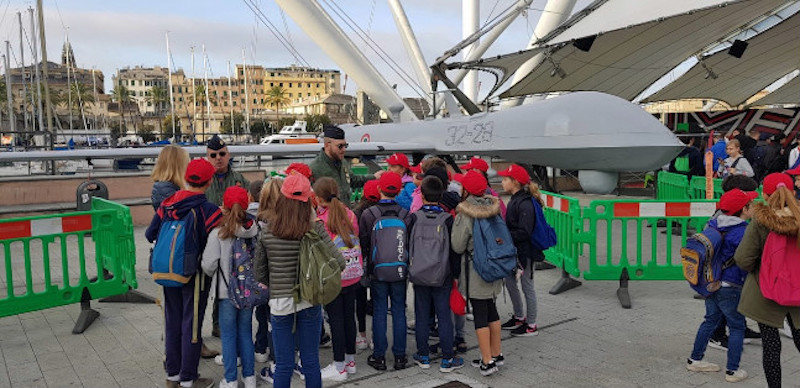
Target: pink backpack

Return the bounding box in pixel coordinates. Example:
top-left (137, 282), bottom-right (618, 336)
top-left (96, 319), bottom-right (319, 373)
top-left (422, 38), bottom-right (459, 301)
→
top-left (759, 232), bottom-right (800, 306)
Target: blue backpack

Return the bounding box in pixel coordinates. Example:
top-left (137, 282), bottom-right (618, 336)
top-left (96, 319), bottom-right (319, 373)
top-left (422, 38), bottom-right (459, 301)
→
top-left (530, 199), bottom-right (557, 251)
top-left (226, 235), bottom-right (269, 309)
top-left (369, 207), bottom-right (409, 282)
top-left (681, 225), bottom-right (732, 297)
top-left (151, 208), bottom-right (201, 287)
top-left (472, 215), bottom-right (518, 283)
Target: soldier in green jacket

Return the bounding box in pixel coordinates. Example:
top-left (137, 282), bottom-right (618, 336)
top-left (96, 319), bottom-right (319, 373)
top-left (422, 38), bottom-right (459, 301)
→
top-left (205, 135), bottom-right (250, 206)
top-left (309, 125), bottom-right (381, 208)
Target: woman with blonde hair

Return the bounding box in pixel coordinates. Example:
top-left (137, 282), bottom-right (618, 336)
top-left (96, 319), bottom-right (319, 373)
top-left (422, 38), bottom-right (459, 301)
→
top-left (734, 172), bottom-right (800, 387)
top-left (150, 145), bottom-right (190, 210)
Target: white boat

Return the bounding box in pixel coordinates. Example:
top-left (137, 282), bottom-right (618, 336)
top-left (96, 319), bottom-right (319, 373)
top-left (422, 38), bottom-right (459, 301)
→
top-left (259, 120), bottom-right (320, 145)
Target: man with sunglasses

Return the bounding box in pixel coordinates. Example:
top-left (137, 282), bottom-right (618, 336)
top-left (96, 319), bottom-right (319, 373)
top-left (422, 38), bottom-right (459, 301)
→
top-left (310, 125), bottom-right (380, 207)
top-left (204, 134), bottom-right (250, 342)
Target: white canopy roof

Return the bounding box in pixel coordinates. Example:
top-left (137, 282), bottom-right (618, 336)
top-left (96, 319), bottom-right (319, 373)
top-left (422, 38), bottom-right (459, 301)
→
top-left (748, 74), bottom-right (800, 106)
top-left (642, 10), bottom-right (800, 106)
top-left (489, 0), bottom-right (789, 100)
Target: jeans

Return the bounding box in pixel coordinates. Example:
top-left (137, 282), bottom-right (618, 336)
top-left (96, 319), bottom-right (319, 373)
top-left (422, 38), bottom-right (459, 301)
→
top-left (371, 280), bottom-right (407, 358)
top-left (325, 284), bottom-right (359, 362)
top-left (690, 287), bottom-right (745, 371)
top-left (254, 304), bottom-right (274, 361)
top-left (271, 306), bottom-right (323, 388)
top-left (504, 260), bottom-right (537, 323)
top-left (219, 299), bottom-right (255, 382)
top-left (414, 284), bottom-right (454, 358)
top-left (356, 284), bottom-right (368, 333)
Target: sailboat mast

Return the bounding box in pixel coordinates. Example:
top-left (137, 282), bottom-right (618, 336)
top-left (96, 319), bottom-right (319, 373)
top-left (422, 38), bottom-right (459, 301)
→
top-left (227, 60), bottom-right (234, 138)
top-left (166, 32), bottom-right (176, 140)
top-left (18, 12), bottom-right (29, 132)
top-left (36, 0), bottom-right (54, 137)
top-left (190, 46), bottom-right (196, 139)
top-left (242, 49), bottom-right (250, 134)
top-left (30, 8), bottom-right (44, 134)
top-left (66, 36), bottom-right (72, 130)
top-left (4, 45), bottom-right (16, 133)
top-left (202, 44), bottom-right (211, 140)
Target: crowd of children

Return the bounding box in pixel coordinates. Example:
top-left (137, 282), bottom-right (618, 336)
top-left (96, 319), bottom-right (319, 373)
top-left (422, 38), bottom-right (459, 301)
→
top-left (148, 147), bottom-right (548, 388)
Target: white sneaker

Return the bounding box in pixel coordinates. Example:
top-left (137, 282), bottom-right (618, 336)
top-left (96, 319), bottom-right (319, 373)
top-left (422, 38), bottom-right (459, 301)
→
top-left (356, 336), bottom-right (370, 351)
top-left (218, 379), bottom-right (237, 388)
top-left (320, 363), bottom-right (348, 381)
top-left (725, 369), bottom-right (747, 383)
top-left (255, 352), bottom-right (269, 363)
top-left (214, 355), bottom-right (241, 367)
top-left (686, 359), bottom-right (720, 372)
top-left (345, 360), bottom-right (356, 374)
top-left (243, 375), bottom-right (257, 388)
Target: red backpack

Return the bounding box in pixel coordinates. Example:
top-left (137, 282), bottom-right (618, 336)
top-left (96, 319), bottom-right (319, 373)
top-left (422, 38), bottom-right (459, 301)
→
top-left (759, 231), bottom-right (800, 306)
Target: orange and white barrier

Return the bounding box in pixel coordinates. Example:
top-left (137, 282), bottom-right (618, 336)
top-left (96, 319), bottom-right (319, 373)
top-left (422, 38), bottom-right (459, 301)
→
top-left (611, 202), bottom-right (716, 218)
top-left (0, 214), bottom-right (93, 240)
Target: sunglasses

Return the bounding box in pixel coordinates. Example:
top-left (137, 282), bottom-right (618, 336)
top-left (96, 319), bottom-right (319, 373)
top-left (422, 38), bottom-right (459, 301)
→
top-left (209, 151), bottom-right (227, 159)
top-left (337, 143), bottom-right (349, 150)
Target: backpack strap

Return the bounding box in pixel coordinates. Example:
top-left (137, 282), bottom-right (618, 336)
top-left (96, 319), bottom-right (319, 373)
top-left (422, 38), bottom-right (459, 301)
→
top-left (731, 157), bottom-right (742, 169)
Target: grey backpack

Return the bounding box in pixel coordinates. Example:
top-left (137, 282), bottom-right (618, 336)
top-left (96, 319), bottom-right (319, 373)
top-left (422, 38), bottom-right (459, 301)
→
top-left (409, 210), bottom-right (452, 287)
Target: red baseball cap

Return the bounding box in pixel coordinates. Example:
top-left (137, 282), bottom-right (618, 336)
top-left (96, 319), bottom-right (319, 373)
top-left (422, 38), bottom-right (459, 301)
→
top-left (286, 162), bottom-right (312, 179)
top-left (378, 171), bottom-right (403, 194)
top-left (185, 158), bottom-right (216, 185)
top-left (785, 166), bottom-right (800, 176)
top-left (762, 172), bottom-right (794, 196)
top-left (409, 164), bottom-right (423, 175)
top-left (281, 174), bottom-right (312, 202)
top-left (385, 153), bottom-right (410, 170)
top-left (452, 173), bottom-right (465, 183)
top-left (461, 157), bottom-right (489, 172)
top-left (461, 170), bottom-right (488, 196)
top-left (717, 188), bottom-right (758, 215)
top-left (363, 179), bottom-right (380, 201)
top-left (497, 164), bottom-right (531, 185)
top-left (223, 186), bottom-right (249, 210)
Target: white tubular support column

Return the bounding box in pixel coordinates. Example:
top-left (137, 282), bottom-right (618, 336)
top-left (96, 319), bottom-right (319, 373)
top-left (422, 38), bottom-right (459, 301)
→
top-left (502, 0), bottom-right (576, 109)
top-left (277, 0), bottom-right (418, 122)
top-left (388, 0), bottom-right (431, 106)
top-left (462, 0), bottom-right (479, 103)
top-left (435, 0), bottom-right (531, 113)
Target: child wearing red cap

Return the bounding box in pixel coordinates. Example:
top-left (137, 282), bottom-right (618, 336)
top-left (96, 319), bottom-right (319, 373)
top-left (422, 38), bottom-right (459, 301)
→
top-left (145, 158), bottom-right (223, 388)
top-left (386, 153), bottom-right (417, 211)
top-left (496, 164), bottom-right (541, 337)
top-left (201, 187), bottom-right (260, 388)
top-left (686, 188), bottom-right (756, 384)
top-left (734, 173), bottom-right (800, 388)
top-left (358, 171), bottom-right (413, 372)
top-left (450, 170), bottom-right (505, 376)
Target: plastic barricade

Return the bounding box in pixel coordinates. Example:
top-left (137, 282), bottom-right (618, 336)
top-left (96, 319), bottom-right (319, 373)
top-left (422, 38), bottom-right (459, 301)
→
top-left (0, 198), bottom-right (137, 332)
top-left (656, 171), bottom-right (690, 200)
top-left (540, 191), bottom-right (584, 294)
top-left (688, 176), bottom-right (723, 200)
top-left (579, 199), bottom-right (717, 308)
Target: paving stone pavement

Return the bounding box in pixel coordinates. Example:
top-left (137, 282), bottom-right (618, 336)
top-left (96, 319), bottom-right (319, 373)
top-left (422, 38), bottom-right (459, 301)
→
top-left (0, 224), bottom-right (798, 388)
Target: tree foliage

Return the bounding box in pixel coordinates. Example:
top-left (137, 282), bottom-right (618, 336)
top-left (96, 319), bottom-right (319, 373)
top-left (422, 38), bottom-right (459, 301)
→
top-left (220, 111), bottom-right (245, 134)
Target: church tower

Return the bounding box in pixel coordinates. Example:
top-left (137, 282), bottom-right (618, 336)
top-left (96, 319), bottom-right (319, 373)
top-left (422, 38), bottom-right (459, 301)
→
top-left (61, 40), bottom-right (75, 67)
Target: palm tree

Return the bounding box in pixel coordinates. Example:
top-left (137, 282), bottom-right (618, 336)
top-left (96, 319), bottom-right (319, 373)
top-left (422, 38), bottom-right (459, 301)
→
top-left (190, 84), bottom-right (216, 139)
top-left (265, 86), bottom-right (290, 134)
top-left (146, 85), bottom-right (169, 137)
top-left (63, 83), bottom-right (95, 128)
top-left (112, 85), bottom-right (131, 134)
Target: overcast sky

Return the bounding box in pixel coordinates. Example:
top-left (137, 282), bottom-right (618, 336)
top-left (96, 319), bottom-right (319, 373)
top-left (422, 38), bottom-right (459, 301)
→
top-left (0, 0), bottom-right (591, 100)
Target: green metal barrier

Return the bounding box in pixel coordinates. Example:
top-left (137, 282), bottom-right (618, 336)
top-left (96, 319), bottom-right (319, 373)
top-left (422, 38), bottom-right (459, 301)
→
top-left (539, 191), bottom-right (583, 294)
top-left (656, 171), bottom-right (690, 200)
top-left (0, 198), bottom-right (137, 332)
top-left (579, 198), bottom-right (717, 308)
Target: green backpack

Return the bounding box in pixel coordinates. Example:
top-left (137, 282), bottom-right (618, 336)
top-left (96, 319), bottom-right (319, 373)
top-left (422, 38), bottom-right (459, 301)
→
top-left (674, 155), bottom-right (690, 173)
top-left (296, 227), bottom-right (343, 306)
